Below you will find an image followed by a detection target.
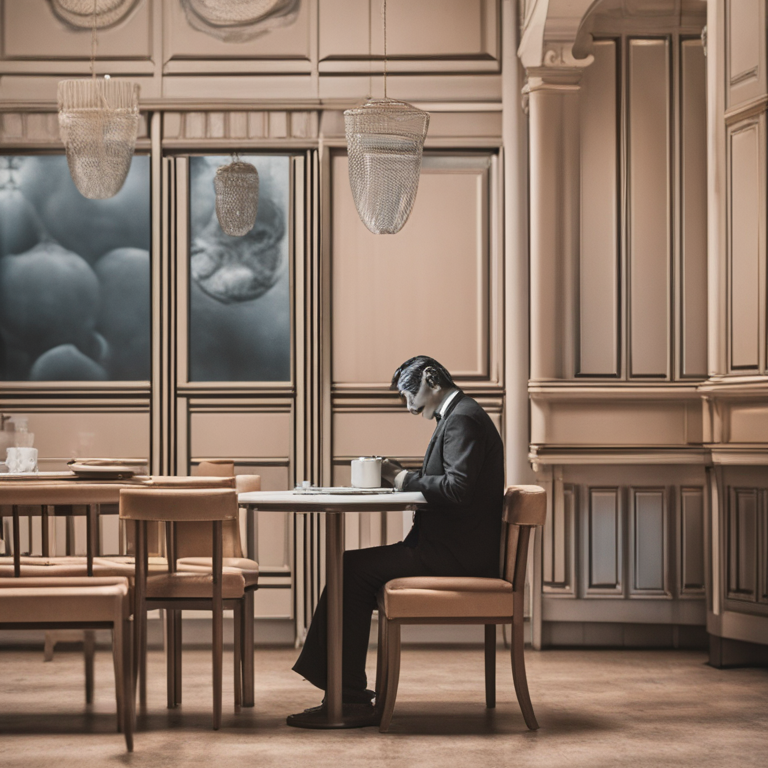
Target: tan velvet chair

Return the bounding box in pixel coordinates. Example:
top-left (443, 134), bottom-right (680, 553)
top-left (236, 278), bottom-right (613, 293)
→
top-left (0, 576), bottom-right (134, 751)
top-left (174, 461), bottom-right (260, 708)
top-left (120, 486), bottom-right (242, 730)
top-left (375, 485), bottom-right (547, 733)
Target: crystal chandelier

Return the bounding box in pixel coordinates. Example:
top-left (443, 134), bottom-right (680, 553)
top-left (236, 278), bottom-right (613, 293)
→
top-left (214, 157), bottom-right (260, 236)
top-left (344, 0), bottom-right (429, 235)
top-left (57, 0), bottom-right (140, 200)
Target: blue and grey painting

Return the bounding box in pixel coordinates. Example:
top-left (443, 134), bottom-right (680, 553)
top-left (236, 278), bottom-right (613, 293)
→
top-left (0, 155), bottom-right (150, 382)
top-left (189, 155), bottom-right (290, 382)
top-left (0, 153), bottom-right (291, 384)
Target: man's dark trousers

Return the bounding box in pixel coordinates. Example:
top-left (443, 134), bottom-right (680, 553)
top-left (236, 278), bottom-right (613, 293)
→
top-left (292, 541), bottom-right (443, 699)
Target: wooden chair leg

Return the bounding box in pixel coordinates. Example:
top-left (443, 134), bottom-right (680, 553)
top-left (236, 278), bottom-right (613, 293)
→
top-left (44, 632), bottom-right (55, 662)
top-left (375, 610), bottom-right (386, 702)
top-left (243, 589), bottom-right (254, 707)
top-left (113, 626), bottom-right (123, 733)
top-left (139, 610), bottom-right (148, 709)
top-left (133, 521), bottom-right (147, 711)
top-left (166, 609), bottom-right (177, 708)
top-left (378, 620), bottom-right (401, 733)
top-left (84, 630), bottom-right (96, 705)
top-left (484, 624), bottom-right (496, 708)
top-left (212, 521), bottom-right (223, 731)
top-left (233, 602), bottom-right (242, 713)
top-left (122, 618), bottom-right (134, 752)
top-left (174, 610), bottom-right (182, 704)
top-left (510, 614), bottom-right (539, 730)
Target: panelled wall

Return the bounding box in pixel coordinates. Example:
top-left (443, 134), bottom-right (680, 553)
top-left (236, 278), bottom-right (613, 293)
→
top-left (524, 1), bottom-right (711, 648)
top-left (701, 0), bottom-right (768, 665)
top-left (0, 0), bottom-right (516, 643)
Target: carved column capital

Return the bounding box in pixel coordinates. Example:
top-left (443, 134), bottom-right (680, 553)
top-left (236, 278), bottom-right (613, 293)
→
top-left (525, 42), bottom-right (594, 93)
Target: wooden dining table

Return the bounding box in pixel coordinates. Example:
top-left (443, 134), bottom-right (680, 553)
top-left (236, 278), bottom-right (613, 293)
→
top-left (0, 473), bottom-right (235, 577)
top-left (238, 488), bottom-right (426, 729)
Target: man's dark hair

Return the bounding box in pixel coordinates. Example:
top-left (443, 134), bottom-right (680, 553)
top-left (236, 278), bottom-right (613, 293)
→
top-left (390, 355), bottom-right (456, 394)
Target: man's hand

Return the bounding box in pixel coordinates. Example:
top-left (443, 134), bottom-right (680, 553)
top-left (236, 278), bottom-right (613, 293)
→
top-left (381, 458), bottom-right (404, 486)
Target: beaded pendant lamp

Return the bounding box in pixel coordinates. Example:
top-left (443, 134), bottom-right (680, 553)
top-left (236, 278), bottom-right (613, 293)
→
top-left (343, 0), bottom-right (429, 235)
top-left (57, 0), bottom-right (140, 199)
top-left (214, 156), bottom-right (260, 236)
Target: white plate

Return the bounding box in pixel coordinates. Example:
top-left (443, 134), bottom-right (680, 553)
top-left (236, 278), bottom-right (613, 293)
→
top-left (293, 486), bottom-right (394, 495)
top-left (68, 463), bottom-right (138, 479)
top-left (0, 471), bottom-right (77, 481)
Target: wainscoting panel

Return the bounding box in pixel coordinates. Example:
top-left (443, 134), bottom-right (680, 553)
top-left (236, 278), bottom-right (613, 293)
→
top-left (319, 0), bottom-right (499, 70)
top-left (17, 410), bottom-right (150, 468)
top-left (578, 40), bottom-right (619, 377)
top-left (628, 38), bottom-right (671, 378)
top-left (630, 488), bottom-right (669, 596)
top-left (163, 0), bottom-right (312, 69)
top-left (680, 487), bottom-right (705, 594)
top-left (1, 0), bottom-right (153, 60)
top-left (189, 409), bottom-right (292, 460)
top-left (331, 153), bottom-right (498, 386)
top-left (728, 117), bottom-right (763, 371)
top-left (585, 488), bottom-right (622, 596)
top-left (727, 488), bottom-right (758, 601)
top-left (543, 481), bottom-right (575, 593)
top-left (333, 409), bottom-right (438, 462)
top-left (530, 398), bottom-right (695, 447)
top-left (725, 0), bottom-right (767, 110)
top-left (680, 40), bottom-right (708, 378)
top-left (761, 490), bottom-right (768, 605)
top-left (540, 465), bottom-right (707, 646)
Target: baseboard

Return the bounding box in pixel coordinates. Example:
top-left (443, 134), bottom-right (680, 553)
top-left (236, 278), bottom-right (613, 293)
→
top-left (541, 621), bottom-right (708, 649)
top-left (708, 634), bottom-right (768, 668)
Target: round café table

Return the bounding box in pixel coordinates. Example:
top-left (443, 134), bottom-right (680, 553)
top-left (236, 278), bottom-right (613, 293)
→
top-left (237, 489), bottom-right (425, 728)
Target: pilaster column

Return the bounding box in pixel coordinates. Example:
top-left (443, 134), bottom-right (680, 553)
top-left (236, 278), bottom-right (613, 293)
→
top-left (526, 45), bottom-right (590, 381)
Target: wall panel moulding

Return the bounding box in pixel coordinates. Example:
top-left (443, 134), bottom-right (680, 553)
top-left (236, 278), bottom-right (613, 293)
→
top-left (529, 398), bottom-right (704, 450)
top-left (0, 112), bottom-right (150, 149)
top-left (161, 110), bottom-right (319, 146)
top-left (317, 0), bottom-right (500, 74)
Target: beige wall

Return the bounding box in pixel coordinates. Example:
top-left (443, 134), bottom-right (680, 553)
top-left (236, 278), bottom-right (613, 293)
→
top-left (0, 0), bottom-right (517, 638)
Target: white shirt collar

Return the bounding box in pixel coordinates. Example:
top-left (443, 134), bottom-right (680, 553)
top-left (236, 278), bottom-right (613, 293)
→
top-left (437, 389), bottom-right (460, 418)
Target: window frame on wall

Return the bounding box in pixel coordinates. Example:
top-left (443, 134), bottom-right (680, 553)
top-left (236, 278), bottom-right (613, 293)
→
top-left (172, 151), bottom-right (303, 393)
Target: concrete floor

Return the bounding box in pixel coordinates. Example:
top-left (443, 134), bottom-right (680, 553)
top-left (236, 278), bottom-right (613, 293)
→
top-left (0, 645), bottom-right (766, 768)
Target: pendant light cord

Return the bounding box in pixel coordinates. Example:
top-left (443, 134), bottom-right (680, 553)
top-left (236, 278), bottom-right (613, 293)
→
top-left (382, 0), bottom-right (387, 99)
top-left (90, 0), bottom-right (97, 79)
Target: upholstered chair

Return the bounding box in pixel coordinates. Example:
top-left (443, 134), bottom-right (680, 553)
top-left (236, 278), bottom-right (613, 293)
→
top-left (173, 461), bottom-right (261, 707)
top-left (375, 485), bottom-right (547, 732)
top-left (120, 486), bottom-right (242, 730)
top-left (0, 576), bottom-right (134, 751)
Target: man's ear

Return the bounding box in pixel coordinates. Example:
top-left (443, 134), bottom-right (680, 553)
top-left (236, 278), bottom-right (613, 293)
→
top-left (424, 367), bottom-right (440, 389)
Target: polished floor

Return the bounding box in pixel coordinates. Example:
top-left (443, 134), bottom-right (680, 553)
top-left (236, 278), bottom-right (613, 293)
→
top-left (0, 643), bottom-right (766, 767)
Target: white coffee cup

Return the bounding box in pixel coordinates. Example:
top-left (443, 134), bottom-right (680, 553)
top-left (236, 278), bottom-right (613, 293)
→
top-left (5, 447), bottom-right (38, 474)
top-left (351, 456), bottom-right (382, 488)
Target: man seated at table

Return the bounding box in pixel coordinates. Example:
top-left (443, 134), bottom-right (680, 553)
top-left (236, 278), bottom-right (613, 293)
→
top-left (289, 355), bottom-right (504, 726)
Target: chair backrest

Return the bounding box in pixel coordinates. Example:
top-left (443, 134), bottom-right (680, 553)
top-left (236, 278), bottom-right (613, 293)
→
top-left (501, 485), bottom-right (547, 588)
top-left (192, 460), bottom-right (235, 478)
top-left (176, 464), bottom-right (261, 560)
top-left (119, 488), bottom-right (238, 522)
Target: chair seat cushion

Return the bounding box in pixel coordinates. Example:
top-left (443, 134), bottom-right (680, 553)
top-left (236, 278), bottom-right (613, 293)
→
top-left (95, 556), bottom-right (169, 575)
top-left (0, 576), bottom-right (130, 624)
top-left (0, 556), bottom-right (165, 580)
top-left (176, 557), bottom-right (259, 588)
top-left (379, 577), bottom-right (514, 619)
top-left (146, 570), bottom-right (245, 599)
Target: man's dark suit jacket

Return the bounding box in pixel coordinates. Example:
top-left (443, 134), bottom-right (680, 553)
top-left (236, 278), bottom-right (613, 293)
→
top-left (401, 391), bottom-right (504, 578)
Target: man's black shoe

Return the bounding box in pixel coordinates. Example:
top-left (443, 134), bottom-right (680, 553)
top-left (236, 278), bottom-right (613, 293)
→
top-left (286, 700), bottom-right (380, 729)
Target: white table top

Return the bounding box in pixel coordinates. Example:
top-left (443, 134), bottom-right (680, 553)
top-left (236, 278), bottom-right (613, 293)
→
top-left (238, 489), bottom-right (425, 512)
